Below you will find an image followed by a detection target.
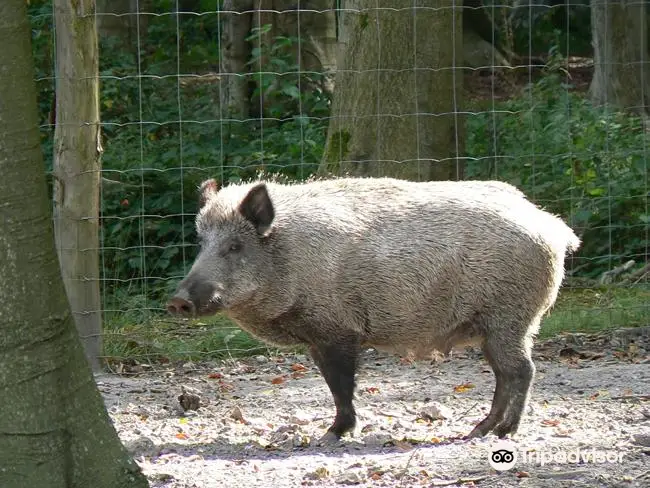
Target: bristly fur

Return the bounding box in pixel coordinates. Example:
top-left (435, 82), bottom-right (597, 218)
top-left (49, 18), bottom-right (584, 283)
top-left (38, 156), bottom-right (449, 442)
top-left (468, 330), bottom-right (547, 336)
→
top-left (170, 176), bottom-right (581, 441)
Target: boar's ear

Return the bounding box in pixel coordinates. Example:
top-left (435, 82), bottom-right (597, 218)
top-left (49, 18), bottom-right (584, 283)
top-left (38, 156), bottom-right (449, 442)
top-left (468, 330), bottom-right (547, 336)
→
top-left (238, 183), bottom-right (275, 236)
top-left (198, 179), bottom-right (220, 210)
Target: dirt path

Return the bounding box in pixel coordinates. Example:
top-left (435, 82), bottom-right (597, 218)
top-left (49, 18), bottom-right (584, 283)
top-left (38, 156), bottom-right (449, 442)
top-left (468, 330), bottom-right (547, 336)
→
top-left (102, 328), bottom-right (650, 487)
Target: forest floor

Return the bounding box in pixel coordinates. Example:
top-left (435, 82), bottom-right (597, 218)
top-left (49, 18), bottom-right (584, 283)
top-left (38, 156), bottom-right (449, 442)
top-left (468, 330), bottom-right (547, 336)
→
top-left (465, 56), bottom-right (593, 104)
top-left (101, 325), bottom-right (650, 488)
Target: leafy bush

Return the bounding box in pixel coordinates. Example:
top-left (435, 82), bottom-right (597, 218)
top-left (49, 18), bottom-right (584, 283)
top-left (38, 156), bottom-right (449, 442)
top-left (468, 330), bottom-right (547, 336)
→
top-left (466, 65), bottom-right (649, 277)
top-left (96, 15), bottom-right (329, 310)
top-left (28, 1), bottom-right (647, 323)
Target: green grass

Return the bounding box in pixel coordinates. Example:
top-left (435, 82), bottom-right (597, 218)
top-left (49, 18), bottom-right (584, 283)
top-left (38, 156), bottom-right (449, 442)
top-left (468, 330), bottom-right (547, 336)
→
top-left (103, 314), bottom-right (275, 365)
top-left (540, 285), bottom-right (650, 339)
top-left (102, 285), bottom-right (649, 364)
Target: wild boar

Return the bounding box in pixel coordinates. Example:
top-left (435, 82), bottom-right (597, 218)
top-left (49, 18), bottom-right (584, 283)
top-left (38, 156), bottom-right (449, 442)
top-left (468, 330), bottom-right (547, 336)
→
top-left (167, 176), bottom-right (580, 443)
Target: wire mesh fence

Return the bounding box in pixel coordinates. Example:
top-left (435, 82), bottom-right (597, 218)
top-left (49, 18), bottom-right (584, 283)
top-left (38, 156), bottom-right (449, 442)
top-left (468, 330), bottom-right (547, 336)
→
top-left (28, 1), bottom-right (649, 368)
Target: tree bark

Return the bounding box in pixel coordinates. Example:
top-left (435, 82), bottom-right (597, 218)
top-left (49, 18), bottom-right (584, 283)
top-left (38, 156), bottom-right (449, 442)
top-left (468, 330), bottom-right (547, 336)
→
top-left (319, 0), bottom-right (465, 181)
top-left (52, 0), bottom-right (103, 371)
top-left (253, 0), bottom-right (338, 93)
top-left (0, 1), bottom-right (149, 487)
top-left (96, 0), bottom-right (140, 41)
top-left (590, 0), bottom-right (650, 114)
top-left (220, 0), bottom-right (255, 119)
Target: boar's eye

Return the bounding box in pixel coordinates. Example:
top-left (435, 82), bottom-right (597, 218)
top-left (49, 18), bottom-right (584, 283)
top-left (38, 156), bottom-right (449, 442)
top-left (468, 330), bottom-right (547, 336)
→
top-left (228, 241), bottom-right (242, 253)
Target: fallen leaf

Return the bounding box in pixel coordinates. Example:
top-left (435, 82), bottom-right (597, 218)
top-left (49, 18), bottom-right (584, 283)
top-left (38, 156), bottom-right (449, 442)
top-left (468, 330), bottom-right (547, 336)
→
top-left (516, 471), bottom-right (530, 478)
top-left (307, 466), bottom-right (329, 480)
top-left (230, 406), bottom-right (247, 424)
top-left (218, 381), bottom-right (235, 392)
top-left (541, 419), bottom-right (561, 427)
top-left (208, 372), bottom-right (223, 379)
top-left (430, 436), bottom-right (443, 443)
top-left (291, 363), bottom-right (307, 372)
top-left (453, 383), bottom-right (476, 393)
top-left (271, 376), bottom-right (286, 385)
top-left (393, 440), bottom-right (414, 451)
top-left (553, 428), bottom-right (574, 437)
top-left (366, 386), bottom-right (380, 394)
top-left (291, 372), bottom-right (305, 380)
top-left (369, 472), bottom-right (382, 480)
top-left (175, 432), bottom-right (189, 440)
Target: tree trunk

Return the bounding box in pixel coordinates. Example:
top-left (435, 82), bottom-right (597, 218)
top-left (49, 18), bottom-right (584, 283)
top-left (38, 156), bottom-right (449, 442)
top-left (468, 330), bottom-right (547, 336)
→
top-left (253, 0), bottom-right (338, 93)
top-left (0, 2), bottom-right (149, 487)
top-left (590, 0), bottom-right (650, 114)
top-left (52, 0), bottom-right (103, 371)
top-left (220, 0), bottom-right (254, 119)
top-left (96, 0), bottom-right (140, 41)
top-left (319, 0), bottom-right (465, 181)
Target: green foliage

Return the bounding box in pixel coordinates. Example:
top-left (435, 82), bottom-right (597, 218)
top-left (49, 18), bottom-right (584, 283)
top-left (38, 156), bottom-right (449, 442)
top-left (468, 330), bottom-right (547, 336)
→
top-left (96, 17), bottom-right (329, 309)
top-left (466, 59), bottom-right (649, 277)
top-left (27, 2), bottom-right (647, 360)
top-left (540, 286), bottom-right (650, 339)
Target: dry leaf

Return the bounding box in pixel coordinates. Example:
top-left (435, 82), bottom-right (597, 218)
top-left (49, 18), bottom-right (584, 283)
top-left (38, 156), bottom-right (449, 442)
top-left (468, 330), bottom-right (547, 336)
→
top-left (218, 381), bottom-right (235, 392)
top-left (453, 383), bottom-right (476, 393)
top-left (393, 440), bottom-right (414, 451)
top-left (271, 376), bottom-right (286, 385)
top-left (516, 471), bottom-right (530, 478)
top-left (291, 363), bottom-right (307, 372)
top-left (553, 428), bottom-right (574, 437)
top-left (541, 419), bottom-right (561, 427)
top-left (366, 386), bottom-right (380, 394)
top-left (208, 372), bottom-right (223, 379)
top-left (175, 432), bottom-right (189, 440)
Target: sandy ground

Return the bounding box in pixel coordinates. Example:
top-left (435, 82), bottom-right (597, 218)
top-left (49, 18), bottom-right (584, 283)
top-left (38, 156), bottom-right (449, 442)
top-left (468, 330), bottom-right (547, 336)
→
top-left (101, 327), bottom-right (650, 487)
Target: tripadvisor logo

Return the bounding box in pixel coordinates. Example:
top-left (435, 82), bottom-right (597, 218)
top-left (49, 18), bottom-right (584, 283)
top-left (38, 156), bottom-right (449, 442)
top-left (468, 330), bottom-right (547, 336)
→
top-left (488, 439), bottom-right (518, 471)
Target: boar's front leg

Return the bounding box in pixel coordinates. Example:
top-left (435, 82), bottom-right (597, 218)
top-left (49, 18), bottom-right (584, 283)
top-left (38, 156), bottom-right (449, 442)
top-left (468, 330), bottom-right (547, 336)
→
top-left (309, 332), bottom-right (361, 444)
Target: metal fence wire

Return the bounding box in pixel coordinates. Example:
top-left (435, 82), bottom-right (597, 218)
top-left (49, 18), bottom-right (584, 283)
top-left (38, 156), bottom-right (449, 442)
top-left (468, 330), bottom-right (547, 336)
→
top-left (28, 0), bottom-right (648, 367)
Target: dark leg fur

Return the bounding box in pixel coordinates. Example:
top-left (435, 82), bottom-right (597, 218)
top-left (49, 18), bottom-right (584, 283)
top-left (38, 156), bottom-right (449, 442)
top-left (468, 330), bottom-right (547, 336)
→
top-left (309, 334), bottom-right (361, 439)
top-left (467, 333), bottom-right (536, 439)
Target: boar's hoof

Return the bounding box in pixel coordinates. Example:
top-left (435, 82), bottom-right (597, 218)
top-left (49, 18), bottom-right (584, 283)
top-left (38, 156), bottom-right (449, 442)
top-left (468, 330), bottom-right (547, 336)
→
top-left (167, 296), bottom-right (196, 317)
top-left (316, 430), bottom-right (344, 447)
top-left (464, 415), bottom-right (502, 440)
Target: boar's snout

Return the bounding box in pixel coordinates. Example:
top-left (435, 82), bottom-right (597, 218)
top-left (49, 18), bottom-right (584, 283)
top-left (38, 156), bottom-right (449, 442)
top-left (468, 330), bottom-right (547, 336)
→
top-left (166, 276), bottom-right (223, 317)
top-left (167, 295), bottom-right (196, 317)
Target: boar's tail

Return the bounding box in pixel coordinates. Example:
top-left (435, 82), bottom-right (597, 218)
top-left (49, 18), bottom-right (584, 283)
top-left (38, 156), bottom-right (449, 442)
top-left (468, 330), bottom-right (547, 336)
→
top-left (566, 231), bottom-right (581, 254)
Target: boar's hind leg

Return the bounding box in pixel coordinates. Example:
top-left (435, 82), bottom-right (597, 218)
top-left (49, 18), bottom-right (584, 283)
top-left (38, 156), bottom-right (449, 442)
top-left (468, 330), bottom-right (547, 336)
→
top-left (466, 333), bottom-right (535, 439)
top-left (309, 333), bottom-right (361, 440)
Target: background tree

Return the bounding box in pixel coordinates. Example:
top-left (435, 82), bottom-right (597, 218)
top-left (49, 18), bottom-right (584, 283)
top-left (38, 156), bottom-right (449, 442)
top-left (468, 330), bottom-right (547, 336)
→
top-left (220, 0), bottom-right (338, 119)
top-left (0, 1), bottom-right (149, 486)
top-left (590, 0), bottom-right (650, 114)
top-left (96, 0), bottom-right (140, 42)
top-left (52, 0), bottom-right (103, 370)
top-left (320, 0), bottom-right (465, 181)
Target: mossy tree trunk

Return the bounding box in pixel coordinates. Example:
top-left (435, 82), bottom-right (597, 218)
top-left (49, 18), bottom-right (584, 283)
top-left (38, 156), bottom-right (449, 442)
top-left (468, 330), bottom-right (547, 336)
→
top-left (320, 0), bottom-right (465, 181)
top-left (53, 0), bottom-right (103, 371)
top-left (220, 0), bottom-right (255, 119)
top-left (0, 1), bottom-right (149, 487)
top-left (590, 0), bottom-right (650, 115)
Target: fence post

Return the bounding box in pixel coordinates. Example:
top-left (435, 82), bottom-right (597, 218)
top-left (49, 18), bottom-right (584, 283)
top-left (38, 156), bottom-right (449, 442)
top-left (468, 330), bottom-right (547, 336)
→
top-left (52, 0), bottom-right (103, 371)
